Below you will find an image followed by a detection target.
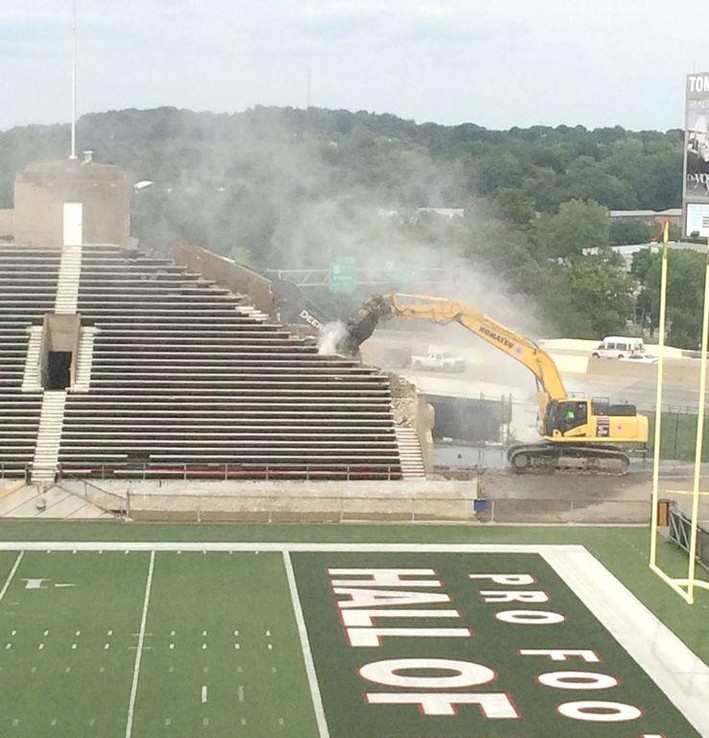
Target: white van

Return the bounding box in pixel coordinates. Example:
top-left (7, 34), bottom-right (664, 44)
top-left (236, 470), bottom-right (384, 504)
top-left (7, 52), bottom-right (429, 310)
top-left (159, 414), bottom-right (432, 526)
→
top-left (592, 336), bottom-right (645, 360)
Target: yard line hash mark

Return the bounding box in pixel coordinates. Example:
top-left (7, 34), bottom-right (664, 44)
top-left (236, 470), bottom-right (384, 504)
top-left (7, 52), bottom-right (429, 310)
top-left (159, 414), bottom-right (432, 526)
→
top-left (201, 685), bottom-right (207, 703)
top-left (125, 550), bottom-right (156, 738)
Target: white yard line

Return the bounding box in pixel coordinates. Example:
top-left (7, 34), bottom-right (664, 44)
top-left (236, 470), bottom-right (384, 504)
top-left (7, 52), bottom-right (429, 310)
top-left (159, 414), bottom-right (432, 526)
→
top-left (283, 551), bottom-right (330, 738)
top-left (0, 551), bottom-right (23, 603)
top-left (543, 547), bottom-right (709, 738)
top-left (0, 541), bottom-right (582, 553)
top-left (125, 550), bottom-right (156, 738)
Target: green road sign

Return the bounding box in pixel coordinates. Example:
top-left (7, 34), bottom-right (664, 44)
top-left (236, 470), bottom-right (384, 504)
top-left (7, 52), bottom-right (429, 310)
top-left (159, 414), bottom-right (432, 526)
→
top-left (384, 259), bottom-right (417, 285)
top-left (329, 257), bottom-right (357, 293)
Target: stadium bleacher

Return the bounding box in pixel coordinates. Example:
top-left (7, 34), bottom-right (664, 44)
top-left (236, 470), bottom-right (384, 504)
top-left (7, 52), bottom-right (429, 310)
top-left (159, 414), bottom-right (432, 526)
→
top-left (0, 244), bottom-right (416, 482)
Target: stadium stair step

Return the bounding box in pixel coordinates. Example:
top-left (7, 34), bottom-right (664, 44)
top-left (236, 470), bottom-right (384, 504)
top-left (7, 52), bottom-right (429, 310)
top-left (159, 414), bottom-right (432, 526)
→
top-left (394, 426), bottom-right (427, 479)
top-left (21, 326), bottom-right (43, 392)
top-left (55, 245), bottom-right (83, 314)
top-left (72, 326), bottom-right (98, 392)
top-left (31, 391), bottom-right (67, 483)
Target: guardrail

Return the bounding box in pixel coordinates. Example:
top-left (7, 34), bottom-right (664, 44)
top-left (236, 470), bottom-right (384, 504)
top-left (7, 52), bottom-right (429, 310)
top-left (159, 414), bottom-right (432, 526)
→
top-left (57, 463), bottom-right (402, 482)
top-left (53, 479), bottom-right (129, 517)
top-left (668, 504), bottom-right (709, 571)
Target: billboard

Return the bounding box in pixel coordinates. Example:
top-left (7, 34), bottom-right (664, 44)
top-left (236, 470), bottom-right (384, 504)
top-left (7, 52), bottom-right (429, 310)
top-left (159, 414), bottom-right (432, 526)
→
top-left (683, 73), bottom-right (709, 236)
top-left (684, 74), bottom-right (709, 205)
top-left (686, 202), bottom-right (709, 238)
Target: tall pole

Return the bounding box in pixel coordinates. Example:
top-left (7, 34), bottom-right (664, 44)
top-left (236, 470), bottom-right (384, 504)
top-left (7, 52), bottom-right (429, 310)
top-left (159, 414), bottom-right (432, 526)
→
top-left (70, 0), bottom-right (77, 160)
top-left (687, 237), bottom-right (709, 603)
top-left (650, 221), bottom-right (670, 567)
top-left (306, 69), bottom-right (312, 109)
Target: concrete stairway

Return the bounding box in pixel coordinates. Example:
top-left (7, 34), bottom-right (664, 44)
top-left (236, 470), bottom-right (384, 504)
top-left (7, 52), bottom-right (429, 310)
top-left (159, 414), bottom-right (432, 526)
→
top-left (73, 327), bottom-right (98, 392)
top-left (55, 245), bottom-right (83, 314)
top-left (31, 391), bottom-right (67, 482)
top-left (394, 426), bottom-right (426, 479)
top-left (21, 326), bottom-right (43, 392)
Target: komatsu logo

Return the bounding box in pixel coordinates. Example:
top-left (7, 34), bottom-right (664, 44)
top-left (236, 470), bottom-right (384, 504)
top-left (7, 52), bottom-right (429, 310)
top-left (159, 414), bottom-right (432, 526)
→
top-left (688, 74), bottom-right (709, 93)
top-left (479, 326), bottom-right (514, 350)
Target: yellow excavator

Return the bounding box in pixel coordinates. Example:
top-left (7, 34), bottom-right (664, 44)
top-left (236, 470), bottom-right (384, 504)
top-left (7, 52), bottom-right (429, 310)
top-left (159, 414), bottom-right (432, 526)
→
top-left (340, 293), bottom-right (649, 474)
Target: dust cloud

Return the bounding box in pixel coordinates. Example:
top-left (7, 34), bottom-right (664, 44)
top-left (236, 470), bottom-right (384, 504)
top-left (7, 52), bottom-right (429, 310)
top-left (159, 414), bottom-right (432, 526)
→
top-left (88, 107), bottom-right (551, 394)
top-left (317, 321), bottom-right (348, 356)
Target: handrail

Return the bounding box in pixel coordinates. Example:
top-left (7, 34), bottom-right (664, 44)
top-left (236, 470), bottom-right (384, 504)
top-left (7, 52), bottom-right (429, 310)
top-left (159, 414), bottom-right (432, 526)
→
top-left (57, 462), bottom-right (401, 482)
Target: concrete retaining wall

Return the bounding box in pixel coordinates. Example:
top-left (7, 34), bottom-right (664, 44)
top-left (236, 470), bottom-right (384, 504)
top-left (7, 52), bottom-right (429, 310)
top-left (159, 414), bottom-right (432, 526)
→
top-left (58, 478), bottom-right (480, 523)
top-left (587, 356), bottom-right (703, 384)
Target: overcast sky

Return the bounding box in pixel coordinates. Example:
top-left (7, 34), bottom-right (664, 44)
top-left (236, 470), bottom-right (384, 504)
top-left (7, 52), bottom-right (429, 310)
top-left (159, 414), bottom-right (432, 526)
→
top-left (0, 0), bottom-right (706, 133)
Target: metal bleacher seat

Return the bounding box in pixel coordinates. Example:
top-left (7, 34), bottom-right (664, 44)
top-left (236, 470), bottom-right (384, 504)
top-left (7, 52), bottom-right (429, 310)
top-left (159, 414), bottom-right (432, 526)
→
top-left (54, 244), bottom-right (402, 480)
top-left (0, 246), bottom-right (60, 477)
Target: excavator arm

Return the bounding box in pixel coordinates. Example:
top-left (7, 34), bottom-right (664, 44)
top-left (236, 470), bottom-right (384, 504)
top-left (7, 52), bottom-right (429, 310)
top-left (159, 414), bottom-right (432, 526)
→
top-left (383, 294), bottom-right (567, 402)
top-left (342, 293), bottom-right (567, 405)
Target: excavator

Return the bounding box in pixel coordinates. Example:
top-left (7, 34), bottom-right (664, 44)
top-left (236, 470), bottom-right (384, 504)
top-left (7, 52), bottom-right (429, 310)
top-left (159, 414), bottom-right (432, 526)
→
top-left (339, 293), bottom-right (649, 474)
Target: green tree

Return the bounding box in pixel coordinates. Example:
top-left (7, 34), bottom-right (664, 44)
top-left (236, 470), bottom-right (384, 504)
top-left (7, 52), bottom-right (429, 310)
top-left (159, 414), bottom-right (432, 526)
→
top-left (542, 258), bottom-right (636, 338)
top-left (633, 249), bottom-right (706, 348)
top-left (609, 219), bottom-right (652, 246)
top-left (492, 187), bottom-right (536, 225)
top-left (560, 156), bottom-right (637, 209)
top-left (533, 200), bottom-right (610, 260)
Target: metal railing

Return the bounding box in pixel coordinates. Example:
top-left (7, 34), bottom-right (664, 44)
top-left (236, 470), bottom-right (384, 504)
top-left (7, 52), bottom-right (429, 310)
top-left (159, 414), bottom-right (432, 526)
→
top-left (668, 504), bottom-right (709, 571)
top-left (113, 492), bottom-right (652, 525)
top-left (53, 478), bottom-right (129, 517)
top-left (57, 462), bottom-right (402, 482)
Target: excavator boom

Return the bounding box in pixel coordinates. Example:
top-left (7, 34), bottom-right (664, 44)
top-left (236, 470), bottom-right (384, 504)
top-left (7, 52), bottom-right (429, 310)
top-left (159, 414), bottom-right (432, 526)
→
top-left (385, 294), bottom-right (567, 401)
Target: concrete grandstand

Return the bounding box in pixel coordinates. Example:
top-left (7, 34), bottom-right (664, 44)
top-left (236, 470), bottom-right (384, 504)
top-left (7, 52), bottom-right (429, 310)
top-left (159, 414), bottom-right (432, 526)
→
top-left (0, 157), bottom-right (481, 521)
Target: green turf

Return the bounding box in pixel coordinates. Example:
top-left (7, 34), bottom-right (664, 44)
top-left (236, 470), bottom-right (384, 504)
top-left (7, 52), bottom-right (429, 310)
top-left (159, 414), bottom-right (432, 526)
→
top-left (133, 551), bottom-right (316, 737)
top-left (0, 521), bottom-right (705, 659)
top-left (0, 551), bottom-right (146, 735)
top-left (0, 549), bottom-right (318, 737)
top-left (0, 522), bottom-right (706, 737)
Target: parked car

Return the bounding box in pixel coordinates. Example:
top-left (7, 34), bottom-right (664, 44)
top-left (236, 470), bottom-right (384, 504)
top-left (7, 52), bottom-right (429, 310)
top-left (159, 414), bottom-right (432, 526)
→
top-left (592, 336), bottom-right (646, 360)
top-left (410, 347), bottom-right (466, 372)
top-left (619, 353), bottom-right (658, 364)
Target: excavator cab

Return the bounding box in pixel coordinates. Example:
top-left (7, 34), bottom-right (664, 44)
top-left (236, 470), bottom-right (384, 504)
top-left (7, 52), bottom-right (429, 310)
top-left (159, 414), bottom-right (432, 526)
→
top-left (544, 399), bottom-right (590, 438)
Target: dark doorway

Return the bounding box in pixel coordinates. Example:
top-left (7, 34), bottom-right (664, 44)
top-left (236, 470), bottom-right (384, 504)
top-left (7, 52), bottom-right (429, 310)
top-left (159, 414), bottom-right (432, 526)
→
top-left (47, 351), bottom-right (71, 389)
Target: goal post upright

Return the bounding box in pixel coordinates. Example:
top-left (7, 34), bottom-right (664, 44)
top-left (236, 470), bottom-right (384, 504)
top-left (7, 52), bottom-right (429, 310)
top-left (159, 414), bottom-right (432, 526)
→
top-left (650, 225), bottom-right (709, 603)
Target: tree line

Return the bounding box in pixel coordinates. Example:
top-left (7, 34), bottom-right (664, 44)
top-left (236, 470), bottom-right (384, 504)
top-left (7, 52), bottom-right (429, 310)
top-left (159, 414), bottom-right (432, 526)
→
top-left (0, 105), bottom-right (701, 347)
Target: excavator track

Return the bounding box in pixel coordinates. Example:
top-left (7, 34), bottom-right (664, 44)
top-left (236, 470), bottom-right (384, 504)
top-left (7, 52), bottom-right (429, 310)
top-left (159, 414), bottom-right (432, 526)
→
top-left (507, 442), bottom-right (630, 475)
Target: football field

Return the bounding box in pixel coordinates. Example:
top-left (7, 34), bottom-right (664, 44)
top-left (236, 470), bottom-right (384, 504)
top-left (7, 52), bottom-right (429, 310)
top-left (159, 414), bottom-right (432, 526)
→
top-left (0, 528), bottom-right (707, 738)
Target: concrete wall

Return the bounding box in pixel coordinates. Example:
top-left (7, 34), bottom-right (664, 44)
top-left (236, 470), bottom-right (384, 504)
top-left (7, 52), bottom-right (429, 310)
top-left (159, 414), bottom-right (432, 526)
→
top-left (13, 159), bottom-right (131, 247)
top-left (587, 356), bottom-right (703, 384)
top-left (427, 394), bottom-right (509, 443)
top-left (0, 209), bottom-right (13, 239)
top-left (58, 477), bottom-right (479, 523)
top-left (40, 314), bottom-right (81, 387)
top-left (171, 245), bottom-right (274, 315)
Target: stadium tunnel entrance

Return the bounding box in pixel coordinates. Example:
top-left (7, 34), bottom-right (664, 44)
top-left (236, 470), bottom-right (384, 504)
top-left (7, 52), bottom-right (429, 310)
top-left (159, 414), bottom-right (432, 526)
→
top-left (40, 313), bottom-right (80, 391)
top-left (47, 350), bottom-right (72, 390)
